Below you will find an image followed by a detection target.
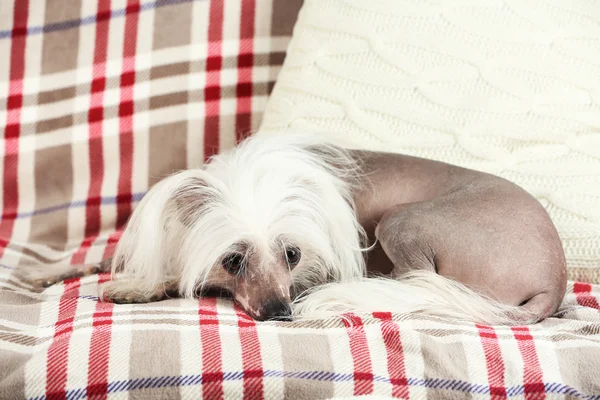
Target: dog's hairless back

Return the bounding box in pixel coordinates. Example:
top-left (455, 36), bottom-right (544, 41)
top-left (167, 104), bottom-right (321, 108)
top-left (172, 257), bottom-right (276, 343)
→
top-left (350, 150), bottom-right (567, 319)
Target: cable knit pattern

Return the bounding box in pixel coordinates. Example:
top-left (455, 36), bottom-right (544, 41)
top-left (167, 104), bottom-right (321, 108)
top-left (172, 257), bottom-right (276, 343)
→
top-left (260, 0), bottom-right (600, 282)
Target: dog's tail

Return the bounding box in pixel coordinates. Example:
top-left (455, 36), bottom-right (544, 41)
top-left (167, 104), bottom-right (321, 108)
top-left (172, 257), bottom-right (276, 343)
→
top-left (292, 270), bottom-right (540, 325)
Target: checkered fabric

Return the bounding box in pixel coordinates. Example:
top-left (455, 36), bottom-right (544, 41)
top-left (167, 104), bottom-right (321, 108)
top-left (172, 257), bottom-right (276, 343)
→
top-left (0, 0), bottom-right (301, 266)
top-left (1, 0), bottom-right (600, 399)
top-left (2, 278), bottom-right (600, 399)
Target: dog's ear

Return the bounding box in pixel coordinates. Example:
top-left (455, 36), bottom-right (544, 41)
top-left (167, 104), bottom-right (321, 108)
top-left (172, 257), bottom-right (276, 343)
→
top-left (170, 176), bottom-right (214, 228)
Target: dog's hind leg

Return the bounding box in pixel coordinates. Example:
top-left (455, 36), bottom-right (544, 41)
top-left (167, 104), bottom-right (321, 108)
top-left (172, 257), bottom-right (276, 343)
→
top-left (374, 203), bottom-right (438, 276)
top-left (518, 292), bottom-right (560, 322)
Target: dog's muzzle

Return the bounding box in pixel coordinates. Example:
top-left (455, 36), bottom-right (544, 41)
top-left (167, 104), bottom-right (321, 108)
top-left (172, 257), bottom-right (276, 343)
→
top-left (259, 299), bottom-right (292, 322)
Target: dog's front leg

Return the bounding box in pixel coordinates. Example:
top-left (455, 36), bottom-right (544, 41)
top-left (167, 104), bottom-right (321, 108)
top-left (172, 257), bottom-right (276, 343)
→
top-left (16, 258), bottom-right (113, 289)
top-left (99, 257), bottom-right (179, 304)
top-left (100, 278), bottom-right (179, 304)
top-left (375, 203), bottom-right (438, 277)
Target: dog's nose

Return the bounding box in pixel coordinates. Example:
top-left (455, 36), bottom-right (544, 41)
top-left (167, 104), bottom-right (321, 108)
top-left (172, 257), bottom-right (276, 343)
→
top-left (260, 299), bottom-right (292, 321)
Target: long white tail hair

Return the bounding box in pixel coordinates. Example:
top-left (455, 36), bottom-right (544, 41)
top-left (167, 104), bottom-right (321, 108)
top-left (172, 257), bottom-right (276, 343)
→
top-left (292, 272), bottom-right (537, 325)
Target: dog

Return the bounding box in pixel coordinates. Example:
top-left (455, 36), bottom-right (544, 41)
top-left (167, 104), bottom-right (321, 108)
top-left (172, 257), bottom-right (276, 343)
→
top-left (19, 133), bottom-right (567, 324)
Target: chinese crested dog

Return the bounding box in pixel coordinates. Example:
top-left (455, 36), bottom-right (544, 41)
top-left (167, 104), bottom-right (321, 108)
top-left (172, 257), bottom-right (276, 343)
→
top-left (21, 134), bottom-right (566, 324)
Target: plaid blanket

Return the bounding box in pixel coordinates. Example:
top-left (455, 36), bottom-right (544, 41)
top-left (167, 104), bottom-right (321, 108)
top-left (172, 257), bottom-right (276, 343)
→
top-left (1, 0), bottom-right (600, 399)
top-left (2, 274), bottom-right (600, 399)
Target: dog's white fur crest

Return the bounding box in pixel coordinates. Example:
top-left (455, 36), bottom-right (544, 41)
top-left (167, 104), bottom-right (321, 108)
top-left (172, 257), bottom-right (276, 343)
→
top-left (103, 133), bottom-right (367, 300)
top-left (102, 133), bottom-right (536, 325)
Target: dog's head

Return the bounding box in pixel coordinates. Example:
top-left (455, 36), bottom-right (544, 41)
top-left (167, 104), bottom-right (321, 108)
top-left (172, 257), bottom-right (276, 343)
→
top-left (193, 237), bottom-right (308, 321)
top-left (112, 134), bottom-right (367, 321)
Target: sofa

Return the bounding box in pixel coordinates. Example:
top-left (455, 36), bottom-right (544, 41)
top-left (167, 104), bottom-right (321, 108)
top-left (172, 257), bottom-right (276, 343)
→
top-left (1, 0), bottom-right (599, 399)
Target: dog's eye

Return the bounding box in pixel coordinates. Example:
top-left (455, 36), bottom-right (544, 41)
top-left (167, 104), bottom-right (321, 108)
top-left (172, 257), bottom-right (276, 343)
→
top-left (222, 253), bottom-right (245, 275)
top-left (285, 246), bottom-right (301, 267)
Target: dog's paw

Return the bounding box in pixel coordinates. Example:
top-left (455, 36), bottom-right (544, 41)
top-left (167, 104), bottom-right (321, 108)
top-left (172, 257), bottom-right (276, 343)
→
top-left (33, 277), bottom-right (59, 288)
top-left (106, 294), bottom-right (153, 304)
top-left (18, 262), bottom-right (108, 289)
top-left (99, 280), bottom-right (174, 304)
top-left (15, 264), bottom-right (73, 288)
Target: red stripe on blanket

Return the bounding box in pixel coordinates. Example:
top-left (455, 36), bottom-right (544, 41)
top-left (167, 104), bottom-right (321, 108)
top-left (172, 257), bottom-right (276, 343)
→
top-left (343, 314), bottom-right (375, 396)
top-left (115, 0), bottom-right (139, 230)
top-left (476, 324), bottom-right (507, 399)
top-left (574, 282), bottom-right (600, 310)
top-left (235, 0), bottom-right (256, 143)
top-left (511, 327), bottom-right (545, 399)
top-left (46, 279), bottom-right (82, 400)
top-left (102, 230), bottom-right (122, 260)
top-left (199, 297), bottom-right (224, 398)
top-left (86, 274), bottom-right (114, 399)
top-left (72, 0), bottom-right (112, 264)
top-left (111, 0), bottom-right (139, 231)
top-left (374, 312), bottom-right (409, 399)
top-left (0, 0), bottom-right (29, 257)
top-left (203, 0), bottom-right (225, 160)
top-left (235, 304), bottom-right (264, 399)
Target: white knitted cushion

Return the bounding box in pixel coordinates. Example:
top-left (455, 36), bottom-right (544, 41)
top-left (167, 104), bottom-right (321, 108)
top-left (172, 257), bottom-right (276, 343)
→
top-left (260, 0), bottom-right (600, 282)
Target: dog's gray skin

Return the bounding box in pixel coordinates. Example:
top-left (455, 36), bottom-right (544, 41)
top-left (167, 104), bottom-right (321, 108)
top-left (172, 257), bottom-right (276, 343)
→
top-left (352, 150), bottom-right (567, 320)
top-left (25, 149), bottom-right (567, 322)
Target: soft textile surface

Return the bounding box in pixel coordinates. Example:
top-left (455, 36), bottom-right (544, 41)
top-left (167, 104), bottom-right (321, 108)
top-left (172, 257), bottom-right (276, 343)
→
top-left (2, 273), bottom-right (600, 399)
top-left (260, 0), bottom-right (600, 283)
top-left (1, 0), bottom-right (600, 399)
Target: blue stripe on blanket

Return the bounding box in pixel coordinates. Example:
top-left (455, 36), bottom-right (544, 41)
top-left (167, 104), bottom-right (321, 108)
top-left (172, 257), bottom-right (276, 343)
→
top-left (0, 0), bottom-right (203, 40)
top-left (0, 192), bottom-right (146, 221)
top-left (29, 371), bottom-right (600, 400)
